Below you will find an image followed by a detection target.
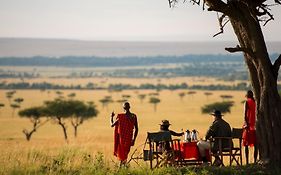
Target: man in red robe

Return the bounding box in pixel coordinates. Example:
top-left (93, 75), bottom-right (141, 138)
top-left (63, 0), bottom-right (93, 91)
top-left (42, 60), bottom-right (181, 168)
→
top-left (110, 102), bottom-right (138, 166)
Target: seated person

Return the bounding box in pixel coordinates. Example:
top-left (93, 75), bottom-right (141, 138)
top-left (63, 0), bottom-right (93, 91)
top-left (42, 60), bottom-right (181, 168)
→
top-left (197, 110), bottom-right (232, 165)
top-left (159, 120), bottom-right (184, 151)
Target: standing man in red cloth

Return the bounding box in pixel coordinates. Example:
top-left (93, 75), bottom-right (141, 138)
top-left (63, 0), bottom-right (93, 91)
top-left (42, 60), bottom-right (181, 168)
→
top-left (242, 90), bottom-right (258, 164)
top-left (110, 102), bottom-right (138, 166)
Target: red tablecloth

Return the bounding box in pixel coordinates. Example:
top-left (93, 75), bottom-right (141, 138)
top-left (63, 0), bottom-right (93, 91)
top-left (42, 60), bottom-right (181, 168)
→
top-left (180, 142), bottom-right (200, 160)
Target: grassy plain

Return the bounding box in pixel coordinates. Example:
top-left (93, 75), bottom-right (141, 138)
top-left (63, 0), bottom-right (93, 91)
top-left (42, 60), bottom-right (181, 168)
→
top-left (0, 77), bottom-right (255, 173)
top-left (2, 76), bottom-right (246, 87)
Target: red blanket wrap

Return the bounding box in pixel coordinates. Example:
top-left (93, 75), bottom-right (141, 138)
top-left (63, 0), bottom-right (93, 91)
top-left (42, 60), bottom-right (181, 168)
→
top-left (242, 98), bottom-right (256, 147)
top-left (114, 113), bottom-right (136, 161)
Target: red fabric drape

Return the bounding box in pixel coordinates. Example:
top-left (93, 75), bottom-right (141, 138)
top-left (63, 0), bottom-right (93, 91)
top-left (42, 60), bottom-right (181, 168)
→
top-left (242, 98), bottom-right (256, 146)
top-left (113, 113), bottom-right (136, 161)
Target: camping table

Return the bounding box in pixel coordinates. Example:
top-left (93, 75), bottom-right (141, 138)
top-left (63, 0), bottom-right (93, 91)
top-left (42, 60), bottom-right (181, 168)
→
top-left (180, 141), bottom-right (200, 160)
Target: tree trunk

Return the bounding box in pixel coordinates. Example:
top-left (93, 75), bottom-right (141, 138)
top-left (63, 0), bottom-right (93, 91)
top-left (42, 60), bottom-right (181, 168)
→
top-left (228, 2), bottom-right (281, 166)
top-left (23, 129), bottom-right (35, 141)
top-left (74, 125), bottom-right (78, 138)
top-left (154, 104), bottom-right (157, 112)
top-left (58, 117), bottom-right (68, 141)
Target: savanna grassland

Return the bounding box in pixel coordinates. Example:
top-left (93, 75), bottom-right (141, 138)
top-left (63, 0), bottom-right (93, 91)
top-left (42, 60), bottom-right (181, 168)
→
top-left (0, 76), bottom-right (258, 174)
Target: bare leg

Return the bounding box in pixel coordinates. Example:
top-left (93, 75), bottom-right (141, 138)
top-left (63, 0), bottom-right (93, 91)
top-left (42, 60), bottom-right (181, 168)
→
top-left (254, 145), bottom-right (258, 163)
top-left (119, 160), bottom-right (127, 168)
top-left (245, 146), bottom-right (249, 164)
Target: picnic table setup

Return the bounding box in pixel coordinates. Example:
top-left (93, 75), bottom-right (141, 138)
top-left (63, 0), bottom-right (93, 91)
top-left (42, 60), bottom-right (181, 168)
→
top-left (128, 130), bottom-right (210, 168)
top-left (128, 127), bottom-right (242, 169)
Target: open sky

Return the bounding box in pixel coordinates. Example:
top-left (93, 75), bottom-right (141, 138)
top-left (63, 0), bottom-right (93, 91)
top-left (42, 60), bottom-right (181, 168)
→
top-left (0, 0), bottom-right (280, 41)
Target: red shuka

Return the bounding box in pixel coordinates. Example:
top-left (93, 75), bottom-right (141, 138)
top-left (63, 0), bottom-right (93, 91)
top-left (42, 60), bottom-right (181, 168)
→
top-left (242, 98), bottom-right (256, 147)
top-left (114, 113), bottom-right (137, 161)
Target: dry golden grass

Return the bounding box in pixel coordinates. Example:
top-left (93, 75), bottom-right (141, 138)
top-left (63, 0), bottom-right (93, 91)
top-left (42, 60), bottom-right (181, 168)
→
top-left (0, 77), bottom-right (257, 168)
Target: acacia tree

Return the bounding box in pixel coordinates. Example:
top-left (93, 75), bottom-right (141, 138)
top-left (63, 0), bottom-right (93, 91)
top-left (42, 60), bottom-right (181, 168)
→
top-left (220, 95), bottom-right (233, 101)
top-left (14, 98), bottom-right (24, 108)
top-left (44, 99), bottom-right (73, 141)
top-left (149, 97), bottom-right (161, 112)
top-left (204, 92), bottom-right (213, 100)
top-left (99, 96), bottom-right (113, 109)
top-left (70, 100), bottom-right (99, 137)
top-left (0, 103), bottom-right (5, 114)
top-left (138, 94), bottom-right (146, 103)
top-left (6, 91), bottom-right (16, 105)
top-left (169, 0), bottom-right (281, 165)
top-left (67, 93), bottom-right (76, 99)
top-left (201, 101), bottom-right (234, 114)
top-left (18, 106), bottom-right (48, 141)
top-left (178, 92), bottom-right (186, 101)
top-left (10, 103), bottom-right (20, 117)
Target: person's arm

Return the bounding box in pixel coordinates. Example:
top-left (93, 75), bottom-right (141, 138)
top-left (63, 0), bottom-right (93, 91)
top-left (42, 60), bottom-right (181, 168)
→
top-left (131, 115), bottom-right (138, 146)
top-left (205, 122), bottom-right (217, 140)
top-left (110, 112), bottom-right (118, 127)
top-left (244, 101), bottom-right (249, 128)
top-left (170, 130), bottom-right (184, 137)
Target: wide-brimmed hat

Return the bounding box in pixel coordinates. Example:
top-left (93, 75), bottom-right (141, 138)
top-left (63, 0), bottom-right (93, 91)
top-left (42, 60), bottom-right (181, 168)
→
top-left (160, 120), bottom-right (171, 126)
top-left (210, 110), bottom-right (224, 117)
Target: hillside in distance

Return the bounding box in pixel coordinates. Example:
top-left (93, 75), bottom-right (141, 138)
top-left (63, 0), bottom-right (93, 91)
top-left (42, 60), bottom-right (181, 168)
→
top-left (0, 38), bottom-right (280, 57)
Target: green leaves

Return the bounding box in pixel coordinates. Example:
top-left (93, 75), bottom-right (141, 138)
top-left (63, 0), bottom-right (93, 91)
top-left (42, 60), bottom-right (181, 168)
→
top-left (19, 106), bottom-right (44, 119)
top-left (201, 101), bottom-right (234, 114)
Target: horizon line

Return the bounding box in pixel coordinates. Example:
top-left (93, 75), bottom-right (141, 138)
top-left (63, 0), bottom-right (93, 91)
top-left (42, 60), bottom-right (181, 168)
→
top-left (1, 37), bottom-right (281, 43)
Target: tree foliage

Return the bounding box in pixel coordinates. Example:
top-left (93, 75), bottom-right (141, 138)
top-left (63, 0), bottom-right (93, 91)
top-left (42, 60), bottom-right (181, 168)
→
top-left (149, 97), bottom-right (161, 112)
top-left (69, 100), bottom-right (99, 137)
top-left (138, 94), bottom-right (146, 103)
top-left (201, 101), bottom-right (234, 114)
top-left (18, 106), bottom-right (48, 141)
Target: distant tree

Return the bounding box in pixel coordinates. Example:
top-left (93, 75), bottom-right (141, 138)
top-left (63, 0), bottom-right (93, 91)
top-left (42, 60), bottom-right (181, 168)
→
top-left (122, 94), bottom-right (131, 99)
top-left (138, 94), bottom-right (146, 103)
top-left (55, 91), bottom-right (63, 96)
top-left (18, 106), bottom-right (48, 141)
top-left (86, 82), bottom-right (95, 89)
top-left (87, 101), bottom-right (94, 106)
top-left (220, 95), bottom-right (233, 101)
top-left (149, 97), bottom-right (161, 112)
top-left (67, 93), bottom-right (76, 99)
top-left (10, 103), bottom-right (20, 117)
top-left (99, 96), bottom-right (113, 109)
top-left (149, 92), bottom-right (159, 96)
top-left (40, 88), bottom-right (46, 93)
top-left (70, 101), bottom-right (99, 137)
top-left (6, 91), bottom-right (16, 104)
top-left (43, 99), bottom-right (73, 141)
top-left (187, 91), bottom-right (196, 98)
top-left (116, 99), bottom-right (127, 104)
top-left (201, 101), bottom-right (234, 114)
top-left (204, 92), bottom-right (213, 100)
top-left (55, 91), bottom-right (64, 99)
top-left (0, 103), bottom-right (5, 114)
top-left (178, 92), bottom-right (186, 101)
top-left (14, 98), bottom-right (24, 108)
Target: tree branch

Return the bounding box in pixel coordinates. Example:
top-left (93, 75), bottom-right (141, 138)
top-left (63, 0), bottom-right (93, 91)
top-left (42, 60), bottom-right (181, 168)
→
top-left (225, 45), bottom-right (255, 57)
top-left (213, 13), bottom-right (229, 37)
top-left (168, 0), bottom-right (228, 13)
top-left (275, 0), bottom-right (281, 5)
top-left (205, 0), bottom-right (228, 13)
top-left (273, 54), bottom-right (281, 78)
